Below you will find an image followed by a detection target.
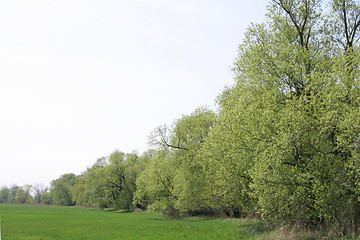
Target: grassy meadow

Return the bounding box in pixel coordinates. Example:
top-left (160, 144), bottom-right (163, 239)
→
top-left (0, 204), bottom-right (272, 240)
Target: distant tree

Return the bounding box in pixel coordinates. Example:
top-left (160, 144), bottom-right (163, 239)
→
top-left (8, 185), bottom-right (19, 203)
top-left (73, 175), bottom-right (87, 206)
top-left (138, 107), bottom-right (216, 216)
top-left (79, 158), bottom-right (110, 208)
top-left (32, 184), bottom-right (46, 204)
top-left (75, 151), bottom-right (142, 210)
top-left (134, 149), bottom-right (178, 215)
top-left (0, 187), bottom-right (10, 203)
top-left (41, 189), bottom-right (53, 205)
top-left (96, 151), bottom-right (140, 210)
top-left (15, 185), bottom-right (33, 204)
top-left (116, 152), bottom-right (139, 210)
top-left (51, 173), bottom-right (77, 206)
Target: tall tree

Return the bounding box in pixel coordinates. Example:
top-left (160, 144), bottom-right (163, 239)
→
top-left (140, 107), bottom-right (216, 215)
top-left (134, 149), bottom-right (178, 215)
top-left (223, 0), bottom-right (360, 231)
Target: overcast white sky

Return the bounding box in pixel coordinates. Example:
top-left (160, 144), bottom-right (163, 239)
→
top-left (0, 0), bottom-right (268, 187)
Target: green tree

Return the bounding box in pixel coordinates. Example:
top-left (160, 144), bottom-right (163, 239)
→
top-left (76, 151), bottom-right (141, 210)
top-left (134, 149), bottom-right (178, 215)
top-left (32, 184), bottom-right (45, 204)
top-left (140, 107), bottom-right (216, 216)
top-left (170, 107), bottom-right (216, 214)
top-left (15, 185), bottom-right (33, 204)
top-left (41, 189), bottom-right (53, 205)
top-left (0, 187), bottom-right (10, 203)
top-left (199, 93), bottom-right (257, 217)
top-left (8, 185), bottom-right (19, 203)
top-left (51, 173), bottom-right (77, 206)
top-left (102, 151), bottom-right (129, 209)
top-left (132, 150), bottom-right (156, 209)
top-left (118, 152), bottom-right (141, 210)
top-left (73, 174), bottom-right (87, 206)
top-left (224, 0), bottom-right (360, 232)
top-left (78, 157), bottom-right (109, 208)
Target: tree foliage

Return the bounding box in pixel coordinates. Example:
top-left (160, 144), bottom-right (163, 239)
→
top-left (0, 187), bottom-right (10, 203)
top-left (15, 185), bottom-right (33, 204)
top-left (137, 107), bottom-right (216, 215)
top-left (222, 0), bottom-right (360, 232)
top-left (51, 173), bottom-right (77, 206)
top-left (74, 150), bottom-right (144, 210)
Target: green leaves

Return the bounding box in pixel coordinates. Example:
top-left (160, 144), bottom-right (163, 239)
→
top-left (225, 0), bottom-right (360, 229)
top-left (135, 107), bottom-right (217, 215)
top-left (51, 173), bottom-right (77, 206)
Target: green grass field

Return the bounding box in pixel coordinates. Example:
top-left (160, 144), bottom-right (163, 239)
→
top-left (0, 204), bottom-right (271, 240)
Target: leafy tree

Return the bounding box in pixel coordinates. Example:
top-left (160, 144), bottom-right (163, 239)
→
top-left (51, 173), bottom-right (77, 206)
top-left (170, 107), bottom-right (216, 214)
top-left (223, 0), bottom-right (360, 232)
top-left (41, 189), bottom-right (53, 205)
top-left (73, 174), bottom-right (87, 206)
top-left (134, 149), bottom-right (178, 215)
top-left (140, 107), bottom-right (216, 215)
top-left (117, 152), bottom-right (141, 210)
top-left (8, 185), bottom-right (19, 203)
top-left (32, 184), bottom-right (46, 204)
top-left (0, 187), bottom-right (10, 203)
top-left (132, 150), bottom-right (156, 209)
top-left (102, 151), bottom-right (128, 209)
top-left (15, 185), bottom-right (33, 204)
top-left (76, 151), bottom-right (141, 210)
top-left (199, 94), bottom-right (257, 217)
top-left (77, 157), bottom-right (110, 208)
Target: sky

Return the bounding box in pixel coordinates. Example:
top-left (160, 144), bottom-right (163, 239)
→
top-left (0, 0), bottom-right (269, 187)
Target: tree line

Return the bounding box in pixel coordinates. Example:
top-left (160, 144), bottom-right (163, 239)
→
top-left (2, 0), bottom-right (360, 235)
